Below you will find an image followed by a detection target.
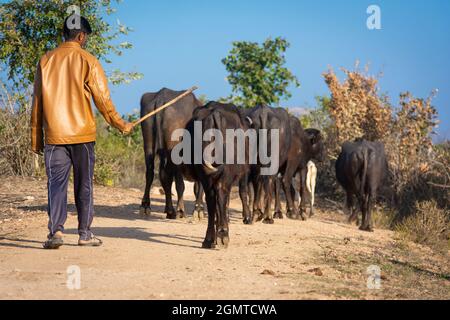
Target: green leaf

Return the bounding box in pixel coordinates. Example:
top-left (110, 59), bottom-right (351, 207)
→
top-left (0, 0), bottom-right (142, 88)
top-left (222, 37), bottom-right (299, 108)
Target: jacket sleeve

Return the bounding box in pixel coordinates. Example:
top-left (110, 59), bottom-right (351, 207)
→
top-left (30, 61), bottom-right (44, 153)
top-left (87, 59), bottom-right (127, 132)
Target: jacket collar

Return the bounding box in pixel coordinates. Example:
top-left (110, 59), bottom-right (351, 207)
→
top-left (59, 41), bottom-right (82, 49)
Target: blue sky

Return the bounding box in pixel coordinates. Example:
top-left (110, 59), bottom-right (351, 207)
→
top-left (3, 0), bottom-right (449, 138)
top-left (104, 0), bottom-right (449, 139)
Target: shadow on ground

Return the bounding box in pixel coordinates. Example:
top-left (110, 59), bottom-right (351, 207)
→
top-left (2, 197), bottom-right (221, 251)
top-left (63, 226), bottom-right (204, 249)
top-left (16, 196), bottom-right (248, 224)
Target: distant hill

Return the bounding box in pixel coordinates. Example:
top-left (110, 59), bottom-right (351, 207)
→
top-left (284, 107), bottom-right (312, 117)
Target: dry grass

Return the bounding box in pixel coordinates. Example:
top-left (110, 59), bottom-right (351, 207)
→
top-left (0, 81), bottom-right (42, 177)
top-left (396, 201), bottom-right (449, 252)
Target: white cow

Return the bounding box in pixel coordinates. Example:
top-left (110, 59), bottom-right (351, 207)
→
top-left (306, 161), bottom-right (317, 216)
top-left (293, 161), bottom-right (318, 217)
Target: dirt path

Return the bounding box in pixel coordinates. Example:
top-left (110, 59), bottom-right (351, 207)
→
top-left (0, 177), bottom-right (448, 300)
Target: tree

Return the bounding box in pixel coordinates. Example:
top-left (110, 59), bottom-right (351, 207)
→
top-left (222, 37), bottom-right (299, 108)
top-left (323, 64), bottom-right (392, 147)
top-left (299, 95), bottom-right (332, 130)
top-left (0, 0), bottom-right (142, 90)
top-left (197, 94), bottom-right (209, 105)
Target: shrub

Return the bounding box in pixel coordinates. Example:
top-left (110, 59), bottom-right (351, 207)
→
top-left (0, 80), bottom-right (44, 176)
top-left (320, 63), bottom-right (443, 219)
top-left (385, 91), bottom-right (441, 216)
top-left (323, 62), bottom-right (392, 151)
top-left (371, 205), bottom-right (396, 230)
top-left (396, 201), bottom-right (449, 250)
top-left (94, 113), bottom-right (145, 188)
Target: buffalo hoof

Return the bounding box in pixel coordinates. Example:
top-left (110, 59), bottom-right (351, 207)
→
top-left (192, 209), bottom-right (205, 221)
top-left (300, 213), bottom-right (307, 221)
top-left (166, 212), bottom-right (178, 220)
top-left (286, 210), bottom-right (298, 220)
top-left (309, 209), bottom-right (315, 218)
top-left (243, 217), bottom-right (253, 225)
top-left (273, 211), bottom-right (283, 219)
top-left (216, 230), bottom-right (229, 248)
top-left (202, 240), bottom-right (216, 249)
top-left (255, 215), bottom-right (264, 223)
top-left (262, 218), bottom-right (275, 225)
top-left (177, 210), bottom-right (186, 219)
top-left (252, 210), bottom-right (264, 223)
top-left (359, 225), bottom-right (374, 232)
top-left (194, 207), bottom-right (206, 220)
top-left (139, 207), bottom-right (148, 216)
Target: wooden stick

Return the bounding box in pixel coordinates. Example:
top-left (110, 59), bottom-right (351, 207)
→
top-left (132, 86), bottom-right (199, 128)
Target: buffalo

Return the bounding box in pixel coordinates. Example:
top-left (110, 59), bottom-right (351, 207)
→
top-left (178, 101), bottom-right (252, 248)
top-left (335, 139), bottom-right (388, 231)
top-left (241, 107), bottom-right (325, 223)
top-left (140, 88), bottom-right (204, 219)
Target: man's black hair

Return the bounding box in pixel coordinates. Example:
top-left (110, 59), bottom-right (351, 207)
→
top-left (63, 15), bottom-right (92, 41)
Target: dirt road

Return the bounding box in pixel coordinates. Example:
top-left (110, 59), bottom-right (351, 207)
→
top-left (0, 177), bottom-right (448, 300)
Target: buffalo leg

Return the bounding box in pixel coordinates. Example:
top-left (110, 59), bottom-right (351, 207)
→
top-left (262, 177), bottom-right (275, 224)
top-left (159, 155), bottom-right (177, 219)
top-left (283, 165), bottom-right (299, 220)
top-left (239, 175), bottom-right (252, 225)
top-left (366, 193), bottom-right (375, 231)
top-left (140, 151), bottom-right (154, 216)
top-left (202, 183), bottom-right (217, 249)
top-left (216, 183), bottom-right (231, 248)
top-left (360, 193), bottom-right (374, 232)
top-left (248, 179), bottom-right (255, 219)
top-left (296, 168), bottom-right (308, 220)
top-left (252, 177), bottom-right (264, 223)
top-left (193, 182), bottom-right (205, 220)
top-left (174, 171), bottom-right (186, 218)
top-left (283, 179), bottom-right (298, 219)
top-left (360, 194), bottom-right (368, 230)
top-left (273, 177), bottom-right (283, 219)
top-left (290, 183), bottom-right (296, 209)
top-left (346, 191), bottom-right (358, 225)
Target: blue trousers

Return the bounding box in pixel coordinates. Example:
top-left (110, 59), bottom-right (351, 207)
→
top-left (44, 142), bottom-right (95, 241)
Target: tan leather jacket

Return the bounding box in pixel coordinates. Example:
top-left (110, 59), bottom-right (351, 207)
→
top-left (31, 41), bottom-right (127, 153)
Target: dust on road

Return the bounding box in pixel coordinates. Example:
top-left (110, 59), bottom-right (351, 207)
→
top-left (0, 177), bottom-right (448, 300)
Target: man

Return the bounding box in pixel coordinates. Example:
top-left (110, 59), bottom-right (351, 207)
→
top-left (31, 15), bottom-right (134, 249)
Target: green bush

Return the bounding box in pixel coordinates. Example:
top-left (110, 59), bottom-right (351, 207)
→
top-left (94, 112), bottom-right (145, 188)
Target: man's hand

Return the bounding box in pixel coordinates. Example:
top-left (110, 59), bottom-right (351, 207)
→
top-left (32, 150), bottom-right (44, 156)
top-left (122, 122), bottom-right (135, 135)
top-left (32, 145), bottom-right (44, 156)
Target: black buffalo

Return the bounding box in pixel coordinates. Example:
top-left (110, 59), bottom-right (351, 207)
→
top-left (273, 119), bottom-right (325, 220)
top-left (240, 108), bottom-right (325, 224)
top-left (245, 105), bottom-right (292, 224)
top-left (335, 139), bottom-right (388, 231)
top-left (179, 101), bottom-right (251, 248)
top-left (140, 88), bottom-right (204, 219)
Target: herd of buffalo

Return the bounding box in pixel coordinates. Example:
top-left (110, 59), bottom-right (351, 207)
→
top-left (138, 88), bottom-right (388, 249)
